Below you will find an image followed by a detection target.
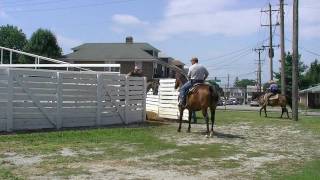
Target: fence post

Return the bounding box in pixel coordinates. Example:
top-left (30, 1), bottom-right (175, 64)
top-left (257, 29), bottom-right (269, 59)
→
top-left (56, 72), bottom-right (62, 129)
top-left (1, 49), bottom-right (3, 64)
top-left (124, 75), bottom-right (129, 124)
top-left (142, 77), bottom-right (147, 122)
top-left (6, 69), bottom-right (13, 132)
top-left (96, 73), bottom-right (102, 126)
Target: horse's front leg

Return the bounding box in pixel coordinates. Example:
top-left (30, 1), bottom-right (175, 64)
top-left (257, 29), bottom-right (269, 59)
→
top-left (264, 106), bottom-right (267, 117)
top-left (280, 107), bottom-right (284, 118)
top-left (177, 107), bottom-right (184, 132)
top-left (259, 107), bottom-right (263, 117)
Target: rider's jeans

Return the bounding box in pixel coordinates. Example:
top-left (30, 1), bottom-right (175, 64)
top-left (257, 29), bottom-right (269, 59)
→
top-left (178, 80), bottom-right (204, 104)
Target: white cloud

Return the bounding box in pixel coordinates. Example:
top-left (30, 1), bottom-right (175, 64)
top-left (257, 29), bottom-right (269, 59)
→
top-left (57, 35), bottom-right (82, 53)
top-left (112, 14), bottom-right (148, 26)
top-left (148, 0), bottom-right (260, 41)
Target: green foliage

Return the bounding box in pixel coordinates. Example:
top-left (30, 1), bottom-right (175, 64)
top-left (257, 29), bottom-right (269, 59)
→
top-left (234, 78), bottom-right (256, 88)
top-left (274, 52), bottom-right (308, 92)
top-left (0, 25), bottom-right (27, 63)
top-left (304, 59), bottom-right (320, 87)
top-left (20, 28), bottom-right (62, 63)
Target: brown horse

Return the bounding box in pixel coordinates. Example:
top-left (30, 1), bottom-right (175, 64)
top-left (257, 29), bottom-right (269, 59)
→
top-left (175, 73), bottom-right (220, 136)
top-left (147, 79), bottom-right (159, 95)
top-left (252, 92), bottom-right (292, 118)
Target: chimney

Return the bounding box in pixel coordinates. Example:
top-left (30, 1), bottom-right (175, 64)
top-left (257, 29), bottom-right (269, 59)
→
top-left (125, 36), bottom-right (133, 44)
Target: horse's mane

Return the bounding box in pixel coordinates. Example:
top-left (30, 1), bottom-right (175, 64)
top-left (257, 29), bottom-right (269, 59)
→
top-left (175, 72), bottom-right (187, 84)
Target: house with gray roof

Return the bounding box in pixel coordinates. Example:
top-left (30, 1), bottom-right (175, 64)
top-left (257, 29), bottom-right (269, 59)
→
top-left (61, 37), bottom-right (185, 80)
top-left (299, 84), bottom-right (320, 108)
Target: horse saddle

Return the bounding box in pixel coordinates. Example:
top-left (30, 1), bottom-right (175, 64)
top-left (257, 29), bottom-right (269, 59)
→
top-left (188, 83), bottom-right (207, 94)
top-left (269, 94), bottom-right (279, 100)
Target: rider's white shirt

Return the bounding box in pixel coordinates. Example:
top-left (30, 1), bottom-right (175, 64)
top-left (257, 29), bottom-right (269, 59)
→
top-left (188, 63), bottom-right (209, 80)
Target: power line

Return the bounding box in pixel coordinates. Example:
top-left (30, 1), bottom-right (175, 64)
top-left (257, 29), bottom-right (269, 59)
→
top-left (206, 50), bottom-right (253, 69)
top-left (274, 33), bottom-right (320, 57)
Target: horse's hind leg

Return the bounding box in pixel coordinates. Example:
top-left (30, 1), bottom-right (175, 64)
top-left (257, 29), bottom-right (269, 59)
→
top-left (280, 107), bottom-right (284, 118)
top-left (210, 106), bottom-right (216, 137)
top-left (177, 107), bottom-right (184, 132)
top-left (286, 107), bottom-right (290, 119)
top-left (187, 110), bottom-right (192, 133)
top-left (202, 109), bottom-right (209, 134)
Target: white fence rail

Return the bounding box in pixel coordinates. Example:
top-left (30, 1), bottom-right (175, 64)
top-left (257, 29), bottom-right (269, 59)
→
top-left (0, 68), bottom-right (146, 132)
top-left (0, 46), bottom-right (121, 73)
top-left (146, 79), bottom-right (188, 120)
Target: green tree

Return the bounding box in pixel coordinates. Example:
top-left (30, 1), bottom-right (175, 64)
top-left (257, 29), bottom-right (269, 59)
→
top-left (20, 28), bottom-right (62, 63)
top-left (0, 25), bottom-right (27, 63)
top-left (304, 59), bottom-right (320, 87)
top-left (274, 52), bottom-right (308, 92)
top-left (234, 79), bottom-right (256, 88)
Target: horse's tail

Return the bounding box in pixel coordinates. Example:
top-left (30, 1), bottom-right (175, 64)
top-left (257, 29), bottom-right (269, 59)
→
top-left (286, 95), bottom-right (292, 109)
top-left (209, 86), bottom-right (219, 104)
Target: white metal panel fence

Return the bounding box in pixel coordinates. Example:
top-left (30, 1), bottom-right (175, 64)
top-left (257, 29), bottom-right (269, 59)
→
top-left (146, 79), bottom-right (188, 120)
top-left (0, 68), bottom-right (146, 132)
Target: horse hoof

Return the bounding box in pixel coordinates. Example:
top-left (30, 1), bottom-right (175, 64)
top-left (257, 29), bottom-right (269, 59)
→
top-left (210, 131), bottom-right (214, 137)
top-left (205, 134), bottom-right (209, 138)
top-left (177, 129), bottom-right (181, 132)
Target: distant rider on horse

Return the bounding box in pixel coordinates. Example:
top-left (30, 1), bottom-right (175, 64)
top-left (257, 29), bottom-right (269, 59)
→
top-left (178, 57), bottom-right (209, 106)
top-left (265, 80), bottom-right (279, 104)
top-left (127, 65), bottom-right (143, 77)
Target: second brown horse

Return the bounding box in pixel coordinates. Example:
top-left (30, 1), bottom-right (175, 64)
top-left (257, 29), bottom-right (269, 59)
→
top-left (175, 73), bottom-right (221, 136)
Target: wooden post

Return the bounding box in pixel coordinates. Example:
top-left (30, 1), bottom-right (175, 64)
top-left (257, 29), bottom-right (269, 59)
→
top-left (1, 49), bottom-right (3, 64)
top-left (6, 69), bottom-right (13, 132)
top-left (292, 0), bottom-right (299, 121)
top-left (280, 0), bottom-right (286, 96)
top-left (124, 75), bottom-right (129, 124)
top-left (56, 72), bottom-right (62, 129)
top-left (9, 51), bottom-right (12, 64)
top-left (96, 73), bottom-right (102, 126)
top-left (142, 77), bottom-right (147, 122)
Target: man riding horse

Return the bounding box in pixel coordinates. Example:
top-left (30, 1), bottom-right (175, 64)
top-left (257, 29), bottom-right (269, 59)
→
top-left (264, 80), bottom-right (280, 105)
top-left (178, 57), bottom-right (209, 107)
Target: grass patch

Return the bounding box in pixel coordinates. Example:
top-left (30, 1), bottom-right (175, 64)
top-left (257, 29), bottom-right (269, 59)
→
top-left (0, 166), bottom-right (23, 180)
top-left (0, 125), bottom-right (175, 155)
top-left (280, 159), bottom-right (320, 180)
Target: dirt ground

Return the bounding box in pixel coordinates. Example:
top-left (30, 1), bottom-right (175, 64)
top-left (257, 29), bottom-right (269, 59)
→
top-left (1, 119), bottom-right (320, 180)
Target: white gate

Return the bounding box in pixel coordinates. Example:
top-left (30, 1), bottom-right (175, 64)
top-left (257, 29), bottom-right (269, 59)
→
top-left (0, 68), bottom-right (146, 132)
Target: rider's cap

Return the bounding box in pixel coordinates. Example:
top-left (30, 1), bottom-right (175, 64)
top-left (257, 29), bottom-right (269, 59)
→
top-left (191, 57), bottom-right (198, 62)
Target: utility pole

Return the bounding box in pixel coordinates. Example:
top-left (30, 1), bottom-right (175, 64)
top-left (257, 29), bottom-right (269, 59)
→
top-left (261, 3), bottom-right (279, 80)
top-left (254, 48), bottom-right (264, 92)
top-left (292, 0), bottom-right (299, 121)
top-left (227, 74), bottom-right (230, 99)
top-left (280, 0), bottom-right (286, 96)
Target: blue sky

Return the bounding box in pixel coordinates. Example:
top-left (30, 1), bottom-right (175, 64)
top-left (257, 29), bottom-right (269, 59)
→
top-left (0, 0), bottom-right (319, 86)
